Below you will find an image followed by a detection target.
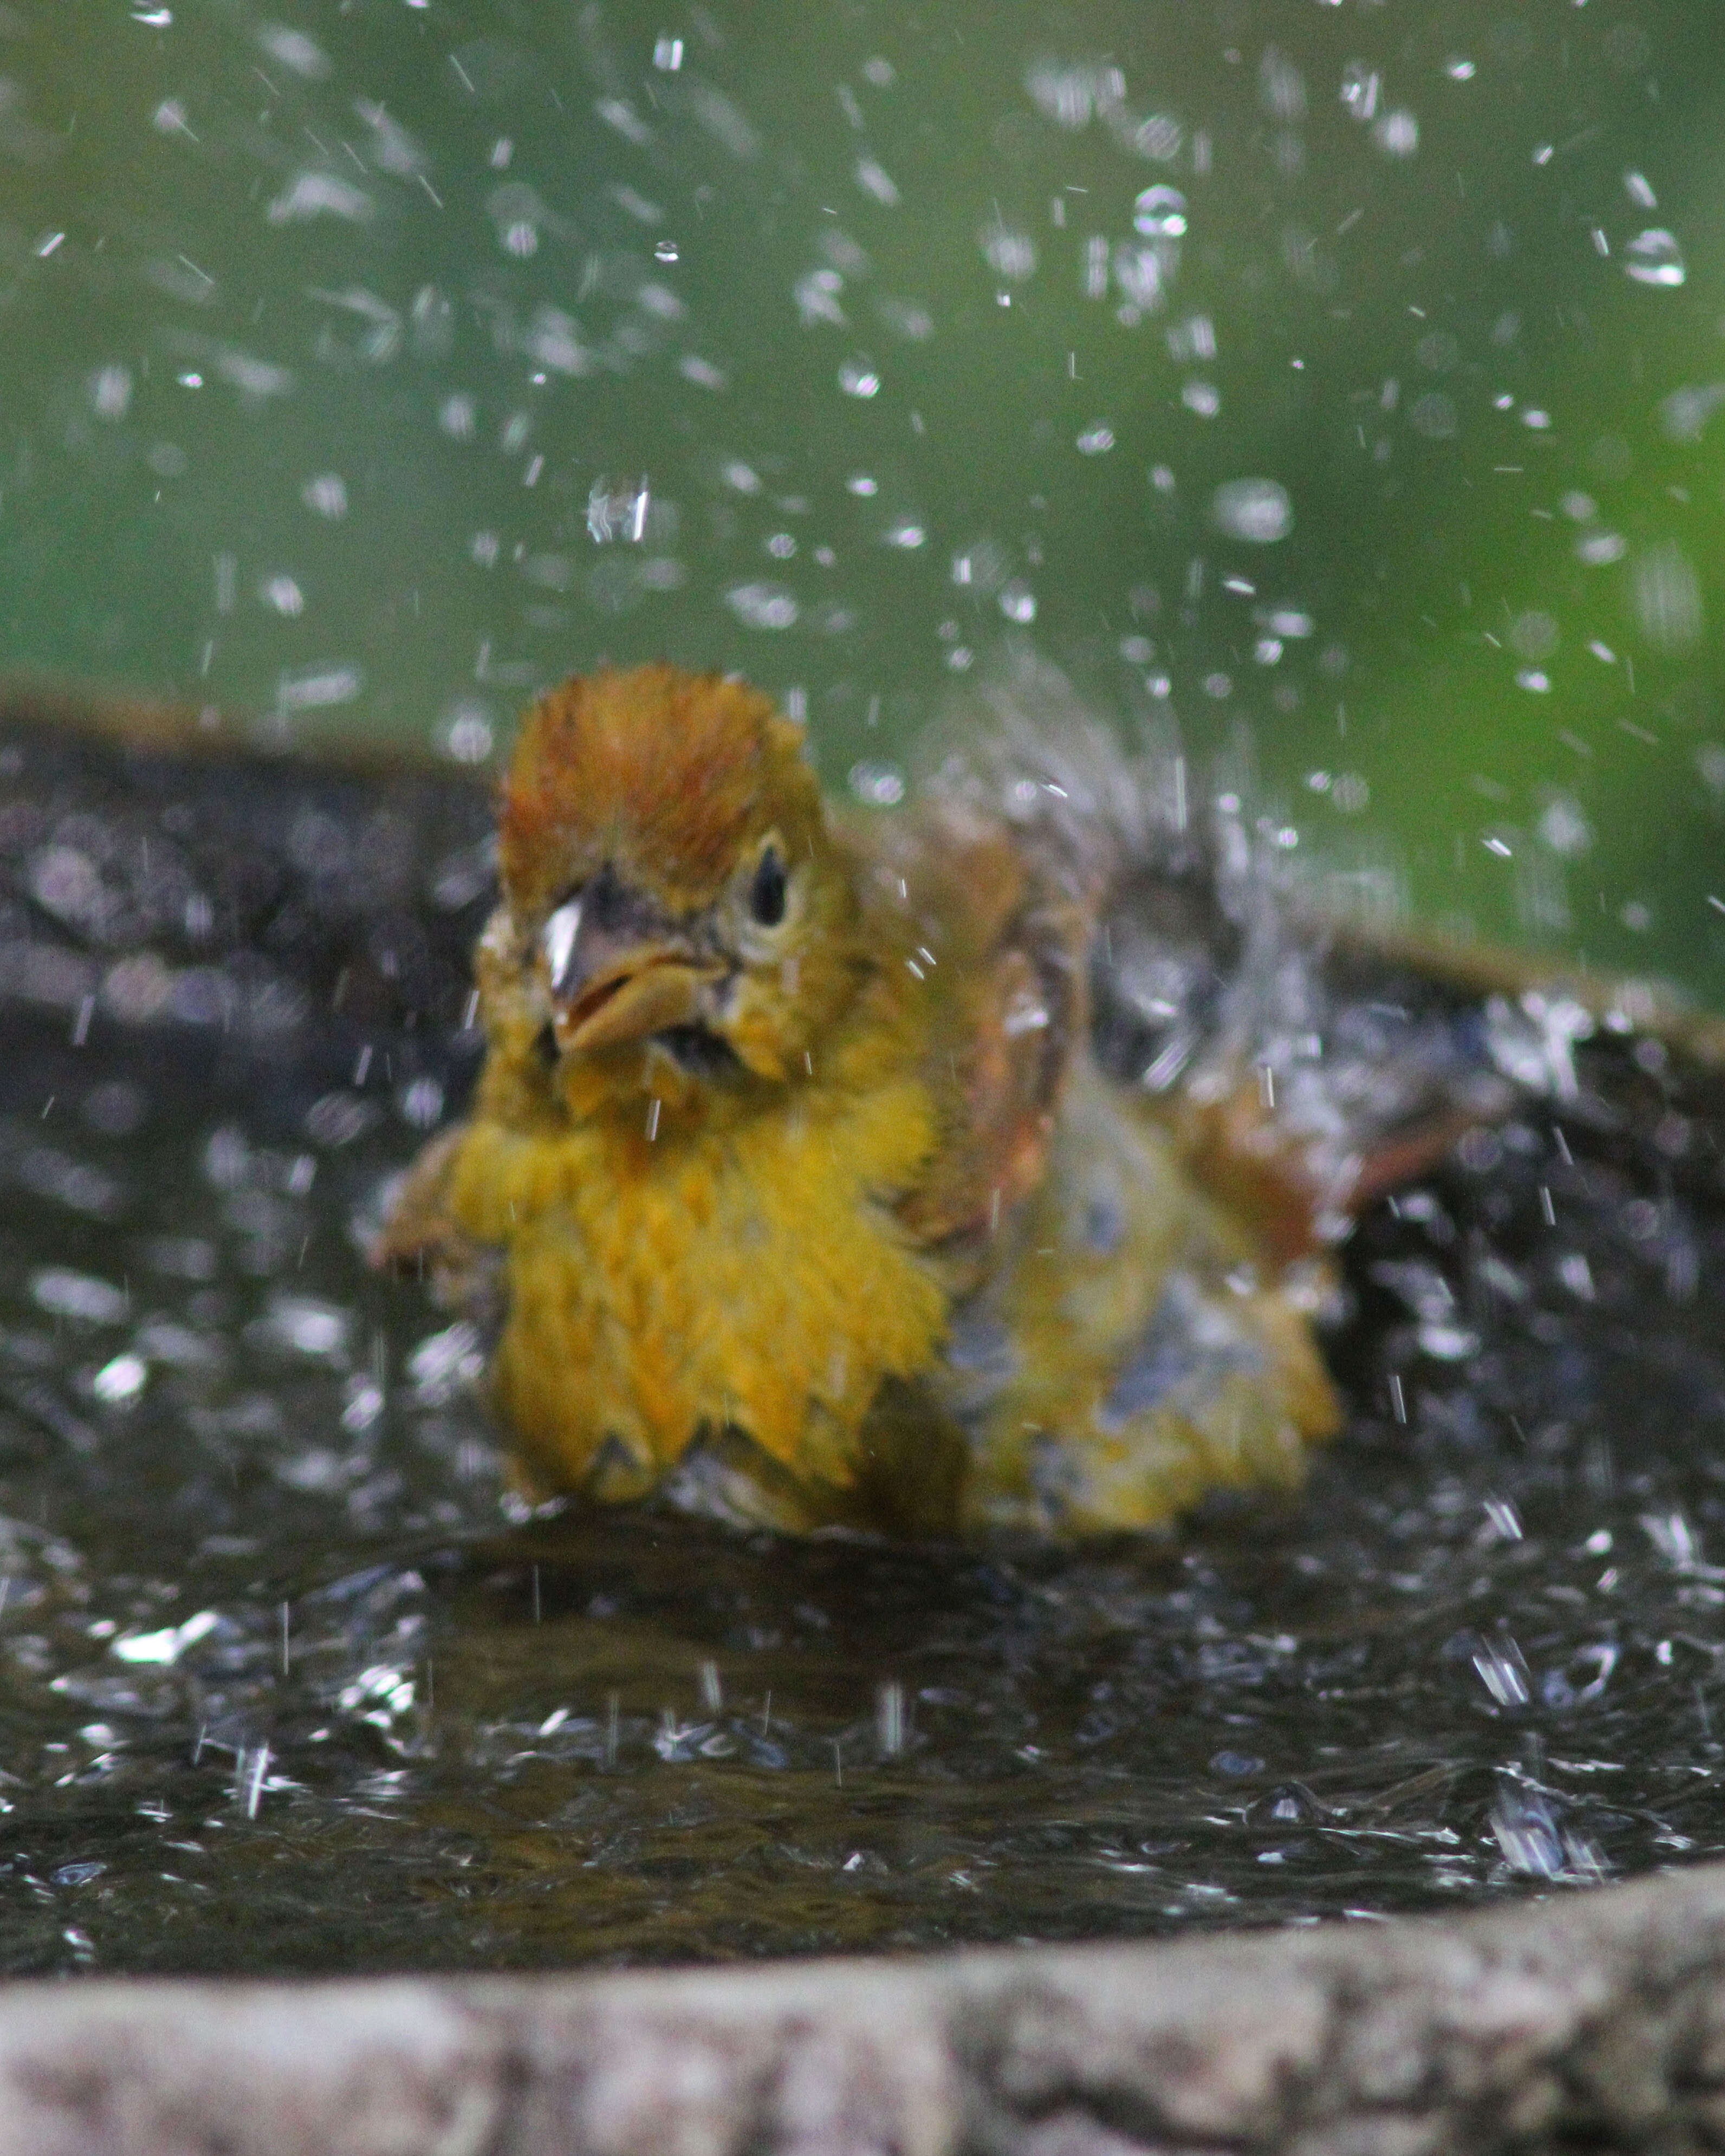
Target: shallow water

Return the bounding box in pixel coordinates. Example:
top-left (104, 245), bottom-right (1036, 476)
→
top-left (1, 718), bottom-right (1724, 1975)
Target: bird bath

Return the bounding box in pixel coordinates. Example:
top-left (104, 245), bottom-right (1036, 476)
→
top-left (5, 1), bottom-right (1725, 2140)
top-left (0, 690), bottom-right (1721, 1985)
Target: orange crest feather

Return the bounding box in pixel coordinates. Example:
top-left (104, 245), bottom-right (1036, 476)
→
top-left (500, 664), bottom-right (819, 917)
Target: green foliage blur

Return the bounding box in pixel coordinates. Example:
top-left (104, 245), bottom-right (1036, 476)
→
top-left (2, 0), bottom-right (1723, 997)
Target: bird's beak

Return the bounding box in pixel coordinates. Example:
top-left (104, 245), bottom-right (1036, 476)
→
top-left (541, 894), bottom-right (721, 1054)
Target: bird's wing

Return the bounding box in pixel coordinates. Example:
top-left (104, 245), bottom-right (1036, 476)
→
top-left (891, 646), bottom-right (1520, 1269)
top-left (882, 809), bottom-right (1086, 1251)
top-left (858, 654), bottom-right (1138, 1257)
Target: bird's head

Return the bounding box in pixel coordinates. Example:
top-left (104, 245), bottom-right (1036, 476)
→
top-left (484, 664), bottom-right (864, 1107)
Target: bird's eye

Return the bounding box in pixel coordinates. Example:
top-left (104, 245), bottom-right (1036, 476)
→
top-left (749, 846), bottom-right (787, 927)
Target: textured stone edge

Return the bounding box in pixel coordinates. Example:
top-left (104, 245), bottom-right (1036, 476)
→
top-left (5, 1867), bottom-right (1725, 2154)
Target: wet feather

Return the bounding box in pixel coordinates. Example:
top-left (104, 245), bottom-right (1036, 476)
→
top-left (374, 657), bottom-right (1491, 1537)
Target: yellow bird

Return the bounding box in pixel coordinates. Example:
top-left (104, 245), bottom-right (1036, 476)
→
top-left (375, 658), bottom-right (1466, 1538)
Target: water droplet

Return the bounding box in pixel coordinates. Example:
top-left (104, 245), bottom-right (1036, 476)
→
top-left (1112, 245), bottom-right (1166, 312)
top-left (1167, 316), bottom-right (1216, 364)
top-left (264, 1293), bottom-right (352, 1359)
top-left (857, 157), bottom-right (900, 207)
top-left (725, 582), bottom-right (799, 631)
top-left (90, 365), bottom-right (133, 421)
top-left (883, 521), bottom-right (925, 549)
top-left (301, 473), bottom-right (348, 520)
top-left (1624, 229), bottom-right (1685, 287)
top-left (1339, 62), bottom-right (1379, 121)
top-left (849, 760), bottom-right (905, 806)
top-left (1633, 540), bottom-right (1703, 650)
top-left (399, 1077), bottom-right (446, 1130)
top-left (440, 703), bottom-right (494, 763)
top-left (1182, 380), bottom-right (1221, 418)
top-left (1509, 611), bottom-right (1559, 661)
top-left (259, 575), bottom-right (305, 618)
top-left (1259, 47), bottom-right (1306, 122)
top-left (275, 664), bottom-right (361, 712)
top-left (1124, 112), bottom-right (1183, 162)
top-left (585, 478), bottom-right (649, 543)
top-left (1538, 797), bottom-right (1592, 857)
top-left (653, 239), bottom-right (679, 263)
top-left (998, 580), bottom-right (1036, 623)
top-left (1490, 1784), bottom-right (1565, 1876)
top-left (1132, 185), bottom-right (1186, 238)
top-left (1444, 57), bottom-right (1476, 81)
top-left (1211, 478), bottom-right (1292, 542)
top-left (1472, 1635), bottom-right (1531, 1707)
top-left (1024, 59), bottom-right (1123, 130)
top-left (1075, 423), bottom-right (1114, 454)
top-left (1410, 393), bottom-right (1457, 439)
top-left (1372, 110), bottom-right (1419, 158)
top-left (980, 220), bottom-right (1036, 279)
top-left (1659, 384), bottom-right (1725, 440)
top-left (31, 1268), bottom-right (127, 1324)
top-left (93, 1353), bottom-right (148, 1405)
top-left (838, 359), bottom-right (880, 398)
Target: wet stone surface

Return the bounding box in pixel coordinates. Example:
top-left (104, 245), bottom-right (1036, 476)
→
top-left (0, 717), bottom-right (1724, 1972)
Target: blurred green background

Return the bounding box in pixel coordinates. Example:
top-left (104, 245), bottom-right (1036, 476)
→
top-left (3, 0), bottom-right (1724, 997)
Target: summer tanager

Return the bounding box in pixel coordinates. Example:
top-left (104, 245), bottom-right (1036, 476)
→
top-left (375, 659), bottom-right (1481, 1538)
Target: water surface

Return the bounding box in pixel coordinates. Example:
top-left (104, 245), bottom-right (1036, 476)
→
top-left (0, 713), bottom-right (1720, 1974)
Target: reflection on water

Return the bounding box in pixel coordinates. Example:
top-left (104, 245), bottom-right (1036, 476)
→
top-left (0, 717), bottom-right (1723, 1973)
